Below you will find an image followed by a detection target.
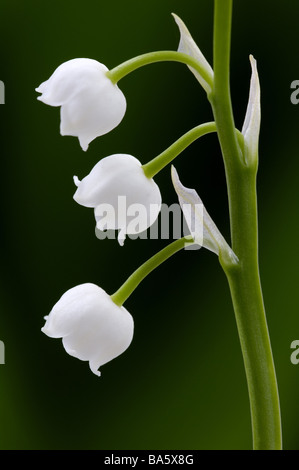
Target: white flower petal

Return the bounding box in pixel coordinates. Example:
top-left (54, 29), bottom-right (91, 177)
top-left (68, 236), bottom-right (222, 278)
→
top-left (172, 13), bottom-right (214, 94)
top-left (241, 55), bottom-right (261, 165)
top-left (89, 359), bottom-right (102, 377)
top-left (73, 175), bottom-right (80, 187)
top-left (36, 59), bottom-right (103, 106)
top-left (41, 283), bottom-right (102, 338)
top-left (36, 58), bottom-right (126, 151)
top-left (42, 283), bottom-right (134, 376)
top-left (171, 165), bottom-right (238, 263)
top-left (117, 227), bottom-right (127, 247)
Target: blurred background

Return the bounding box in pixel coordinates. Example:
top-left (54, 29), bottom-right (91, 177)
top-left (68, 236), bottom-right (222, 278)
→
top-left (0, 0), bottom-right (298, 450)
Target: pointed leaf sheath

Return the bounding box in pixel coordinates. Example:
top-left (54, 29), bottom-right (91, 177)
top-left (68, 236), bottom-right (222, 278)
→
top-left (171, 165), bottom-right (238, 263)
top-left (172, 13), bottom-right (214, 94)
top-left (241, 55), bottom-right (261, 165)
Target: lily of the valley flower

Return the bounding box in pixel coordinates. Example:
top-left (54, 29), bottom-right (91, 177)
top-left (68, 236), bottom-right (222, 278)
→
top-left (172, 13), bottom-right (214, 94)
top-left (73, 154), bottom-right (162, 245)
top-left (41, 283), bottom-right (134, 377)
top-left (36, 58), bottom-right (126, 151)
top-left (241, 55), bottom-right (261, 165)
top-left (171, 165), bottom-right (238, 264)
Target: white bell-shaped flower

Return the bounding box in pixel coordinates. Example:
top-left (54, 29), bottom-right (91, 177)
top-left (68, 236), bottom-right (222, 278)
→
top-left (36, 58), bottom-right (126, 151)
top-left (73, 154), bottom-right (162, 245)
top-left (42, 283), bottom-right (134, 376)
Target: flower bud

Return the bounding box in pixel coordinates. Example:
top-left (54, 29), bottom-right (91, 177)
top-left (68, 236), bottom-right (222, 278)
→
top-left (36, 58), bottom-right (126, 151)
top-left (42, 283), bottom-right (134, 376)
top-left (73, 154), bottom-right (162, 245)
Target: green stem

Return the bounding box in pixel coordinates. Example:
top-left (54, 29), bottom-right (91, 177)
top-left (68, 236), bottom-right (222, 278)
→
top-left (211, 0), bottom-right (282, 449)
top-left (142, 122), bottom-right (217, 179)
top-left (107, 51), bottom-right (213, 89)
top-left (111, 236), bottom-right (194, 306)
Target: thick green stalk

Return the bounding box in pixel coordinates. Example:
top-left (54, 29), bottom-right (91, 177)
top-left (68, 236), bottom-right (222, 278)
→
top-left (211, 0), bottom-right (282, 449)
top-left (111, 236), bottom-right (194, 307)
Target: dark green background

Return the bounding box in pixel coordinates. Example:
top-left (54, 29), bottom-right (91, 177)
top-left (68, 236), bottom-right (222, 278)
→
top-left (0, 0), bottom-right (298, 450)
